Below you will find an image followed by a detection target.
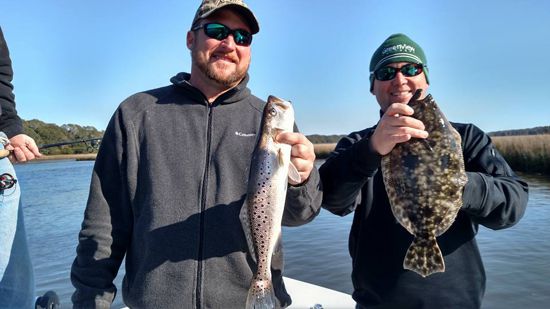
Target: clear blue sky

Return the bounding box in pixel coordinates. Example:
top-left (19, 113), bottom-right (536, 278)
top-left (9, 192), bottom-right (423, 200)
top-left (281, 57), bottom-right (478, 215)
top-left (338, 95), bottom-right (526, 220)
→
top-left (3, 0), bottom-right (550, 135)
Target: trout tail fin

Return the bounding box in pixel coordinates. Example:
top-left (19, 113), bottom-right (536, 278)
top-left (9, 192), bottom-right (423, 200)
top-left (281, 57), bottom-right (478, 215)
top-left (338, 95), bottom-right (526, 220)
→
top-left (246, 278), bottom-right (276, 309)
top-left (403, 233), bottom-right (445, 277)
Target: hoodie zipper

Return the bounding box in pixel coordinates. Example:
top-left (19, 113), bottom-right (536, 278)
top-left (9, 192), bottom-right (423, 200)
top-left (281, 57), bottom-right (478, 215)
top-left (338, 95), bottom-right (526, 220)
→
top-left (196, 102), bottom-right (213, 309)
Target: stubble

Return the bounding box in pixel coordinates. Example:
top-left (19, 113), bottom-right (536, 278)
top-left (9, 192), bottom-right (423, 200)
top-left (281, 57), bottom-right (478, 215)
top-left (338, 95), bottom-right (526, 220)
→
top-left (192, 48), bottom-right (249, 88)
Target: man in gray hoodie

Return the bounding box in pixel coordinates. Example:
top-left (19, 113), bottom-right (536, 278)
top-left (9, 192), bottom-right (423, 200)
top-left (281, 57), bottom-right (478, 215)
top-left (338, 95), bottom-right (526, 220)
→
top-left (70, 1), bottom-right (322, 308)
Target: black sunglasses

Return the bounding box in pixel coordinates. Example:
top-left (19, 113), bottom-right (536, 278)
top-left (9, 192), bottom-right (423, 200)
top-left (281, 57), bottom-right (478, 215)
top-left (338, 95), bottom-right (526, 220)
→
top-left (192, 22), bottom-right (253, 47)
top-left (373, 63), bottom-right (424, 81)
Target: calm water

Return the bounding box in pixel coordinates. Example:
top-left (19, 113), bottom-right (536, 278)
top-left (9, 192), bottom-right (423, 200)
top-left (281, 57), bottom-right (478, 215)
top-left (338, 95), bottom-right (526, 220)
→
top-left (14, 160), bottom-right (550, 308)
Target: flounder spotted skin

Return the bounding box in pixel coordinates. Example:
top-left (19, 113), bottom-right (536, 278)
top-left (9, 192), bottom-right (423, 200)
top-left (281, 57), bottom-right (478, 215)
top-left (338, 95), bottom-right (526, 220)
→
top-left (381, 90), bottom-right (468, 277)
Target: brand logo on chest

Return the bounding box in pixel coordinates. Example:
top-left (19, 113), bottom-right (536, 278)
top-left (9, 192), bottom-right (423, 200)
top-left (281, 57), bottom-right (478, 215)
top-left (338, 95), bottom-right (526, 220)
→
top-left (235, 131), bottom-right (256, 137)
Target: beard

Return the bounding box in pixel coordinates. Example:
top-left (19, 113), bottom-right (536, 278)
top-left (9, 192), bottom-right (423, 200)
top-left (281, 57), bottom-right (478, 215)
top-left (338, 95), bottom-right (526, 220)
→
top-left (192, 49), bottom-right (249, 88)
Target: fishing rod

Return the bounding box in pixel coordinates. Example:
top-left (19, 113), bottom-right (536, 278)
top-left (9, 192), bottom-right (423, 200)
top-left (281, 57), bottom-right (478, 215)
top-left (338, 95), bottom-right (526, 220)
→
top-left (39, 137), bottom-right (102, 152)
top-left (0, 138), bottom-right (103, 159)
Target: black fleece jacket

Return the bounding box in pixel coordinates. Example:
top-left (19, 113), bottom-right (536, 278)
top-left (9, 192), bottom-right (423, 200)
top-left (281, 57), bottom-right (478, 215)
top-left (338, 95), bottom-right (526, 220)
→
top-left (320, 122), bottom-right (528, 309)
top-left (0, 27), bottom-right (23, 138)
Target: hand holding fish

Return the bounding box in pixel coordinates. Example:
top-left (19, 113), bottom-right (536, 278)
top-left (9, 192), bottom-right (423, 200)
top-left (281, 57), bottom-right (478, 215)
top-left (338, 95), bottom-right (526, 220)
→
top-left (276, 132), bottom-right (315, 185)
top-left (381, 93), bottom-right (468, 277)
top-left (371, 103), bottom-right (429, 156)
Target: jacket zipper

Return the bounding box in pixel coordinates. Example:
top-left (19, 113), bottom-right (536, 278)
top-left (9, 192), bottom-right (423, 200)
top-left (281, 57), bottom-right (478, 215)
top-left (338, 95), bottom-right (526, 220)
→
top-left (196, 103), bottom-right (213, 309)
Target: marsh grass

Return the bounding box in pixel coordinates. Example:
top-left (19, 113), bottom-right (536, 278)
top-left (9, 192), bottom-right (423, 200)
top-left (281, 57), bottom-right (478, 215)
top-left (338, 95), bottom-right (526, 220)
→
top-left (313, 135), bottom-right (550, 175)
top-left (492, 134), bottom-right (550, 175)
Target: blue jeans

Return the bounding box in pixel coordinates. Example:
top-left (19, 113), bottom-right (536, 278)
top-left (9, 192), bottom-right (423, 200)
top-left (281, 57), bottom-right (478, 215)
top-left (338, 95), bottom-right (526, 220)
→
top-left (0, 141), bottom-right (35, 308)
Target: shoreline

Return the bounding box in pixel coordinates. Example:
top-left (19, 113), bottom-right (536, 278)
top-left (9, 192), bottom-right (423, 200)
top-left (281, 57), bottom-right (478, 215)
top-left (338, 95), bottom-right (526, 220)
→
top-left (29, 139), bottom-right (548, 176)
top-left (34, 153), bottom-right (97, 161)
top-left (30, 144), bottom-right (340, 162)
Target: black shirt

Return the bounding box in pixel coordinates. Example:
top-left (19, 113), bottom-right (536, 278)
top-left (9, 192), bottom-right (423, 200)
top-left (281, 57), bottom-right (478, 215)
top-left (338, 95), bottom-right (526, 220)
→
top-left (320, 122), bottom-right (529, 308)
top-left (0, 26), bottom-right (23, 138)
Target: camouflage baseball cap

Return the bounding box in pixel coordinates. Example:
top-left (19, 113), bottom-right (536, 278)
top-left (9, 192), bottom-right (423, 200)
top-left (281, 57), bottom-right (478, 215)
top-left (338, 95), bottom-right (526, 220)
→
top-left (192, 0), bottom-right (259, 34)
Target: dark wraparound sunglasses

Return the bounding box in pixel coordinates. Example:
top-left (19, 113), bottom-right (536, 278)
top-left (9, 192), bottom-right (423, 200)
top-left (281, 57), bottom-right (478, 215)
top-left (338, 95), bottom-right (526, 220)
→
top-left (373, 63), bottom-right (424, 81)
top-left (192, 22), bottom-right (253, 46)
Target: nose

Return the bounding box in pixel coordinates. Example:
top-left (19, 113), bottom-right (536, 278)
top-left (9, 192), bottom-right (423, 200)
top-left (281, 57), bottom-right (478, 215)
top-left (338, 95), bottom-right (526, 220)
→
top-left (219, 34), bottom-right (237, 49)
top-left (392, 70), bottom-right (408, 85)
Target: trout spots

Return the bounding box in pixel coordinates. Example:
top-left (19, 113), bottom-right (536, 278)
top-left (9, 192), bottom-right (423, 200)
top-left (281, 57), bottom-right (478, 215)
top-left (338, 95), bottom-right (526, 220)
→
top-left (243, 96), bottom-right (294, 308)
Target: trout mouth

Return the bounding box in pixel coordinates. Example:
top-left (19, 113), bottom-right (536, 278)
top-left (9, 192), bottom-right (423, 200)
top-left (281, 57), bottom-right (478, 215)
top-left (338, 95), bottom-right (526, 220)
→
top-left (267, 95), bottom-right (291, 111)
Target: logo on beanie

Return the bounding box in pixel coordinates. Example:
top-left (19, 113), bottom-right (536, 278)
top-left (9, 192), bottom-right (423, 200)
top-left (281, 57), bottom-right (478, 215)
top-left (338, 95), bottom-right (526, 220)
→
top-left (382, 44), bottom-right (416, 56)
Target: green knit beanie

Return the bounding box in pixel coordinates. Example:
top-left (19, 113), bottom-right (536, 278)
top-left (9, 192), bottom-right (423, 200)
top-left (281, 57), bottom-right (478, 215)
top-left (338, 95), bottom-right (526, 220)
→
top-left (369, 33), bottom-right (429, 90)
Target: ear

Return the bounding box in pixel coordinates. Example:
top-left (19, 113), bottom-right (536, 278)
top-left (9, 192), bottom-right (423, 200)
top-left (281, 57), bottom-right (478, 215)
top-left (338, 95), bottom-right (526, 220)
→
top-left (186, 31), bottom-right (194, 49)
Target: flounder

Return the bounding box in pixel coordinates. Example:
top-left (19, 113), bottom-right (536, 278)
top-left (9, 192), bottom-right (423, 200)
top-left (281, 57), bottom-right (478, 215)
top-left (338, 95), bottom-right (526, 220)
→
top-left (381, 89), bottom-right (468, 277)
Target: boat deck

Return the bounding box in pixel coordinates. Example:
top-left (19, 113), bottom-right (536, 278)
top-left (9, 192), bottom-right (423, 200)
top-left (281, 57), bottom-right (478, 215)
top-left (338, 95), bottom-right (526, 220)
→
top-left (118, 276), bottom-right (355, 308)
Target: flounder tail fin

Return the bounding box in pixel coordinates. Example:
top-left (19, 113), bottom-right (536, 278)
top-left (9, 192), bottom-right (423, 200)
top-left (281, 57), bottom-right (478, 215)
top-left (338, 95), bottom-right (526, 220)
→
top-left (246, 279), bottom-right (276, 309)
top-left (403, 233), bottom-right (445, 277)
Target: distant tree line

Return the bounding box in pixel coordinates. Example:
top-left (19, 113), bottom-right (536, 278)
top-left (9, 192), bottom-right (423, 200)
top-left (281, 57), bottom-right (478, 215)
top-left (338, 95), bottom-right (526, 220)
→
top-left (489, 126), bottom-right (550, 136)
top-left (308, 126), bottom-right (550, 143)
top-left (308, 126), bottom-right (550, 141)
top-left (23, 119), bottom-right (104, 155)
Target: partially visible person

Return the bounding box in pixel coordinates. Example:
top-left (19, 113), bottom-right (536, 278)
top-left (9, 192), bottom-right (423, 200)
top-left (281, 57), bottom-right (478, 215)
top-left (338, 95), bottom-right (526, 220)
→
top-left (0, 27), bottom-right (41, 163)
top-left (320, 33), bottom-right (529, 308)
top-left (0, 25), bottom-right (38, 309)
top-left (70, 1), bottom-right (322, 308)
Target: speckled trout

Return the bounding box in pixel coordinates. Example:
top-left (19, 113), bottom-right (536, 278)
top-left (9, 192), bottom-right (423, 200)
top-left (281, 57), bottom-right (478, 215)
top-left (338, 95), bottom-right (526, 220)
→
top-left (240, 95), bottom-right (300, 309)
top-left (381, 89), bottom-right (468, 277)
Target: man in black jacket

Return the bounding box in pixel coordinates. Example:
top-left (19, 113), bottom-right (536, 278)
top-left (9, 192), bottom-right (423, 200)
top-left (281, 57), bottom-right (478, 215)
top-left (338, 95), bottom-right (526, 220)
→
top-left (320, 33), bottom-right (529, 308)
top-left (70, 1), bottom-right (322, 308)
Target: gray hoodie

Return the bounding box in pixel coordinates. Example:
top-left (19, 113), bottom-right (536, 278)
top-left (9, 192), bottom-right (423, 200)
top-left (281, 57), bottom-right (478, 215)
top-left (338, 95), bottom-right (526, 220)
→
top-left (70, 73), bottom-right (322, 309)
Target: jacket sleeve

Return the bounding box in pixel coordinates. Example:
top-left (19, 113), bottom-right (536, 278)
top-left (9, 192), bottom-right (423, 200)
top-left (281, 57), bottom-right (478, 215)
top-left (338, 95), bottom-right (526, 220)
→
top-left (319, 129), bottom-right (381, 217)
top-left (282, 166), bottom-right (323, 226)
top-left (459, 124), bottom-right (529, 230)
top-left (280, 123), bottom-right (324, 226)
top-left (0, 27), bottom-right (23, 138)
top-left (71, 107), bottom-right (136, 308)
